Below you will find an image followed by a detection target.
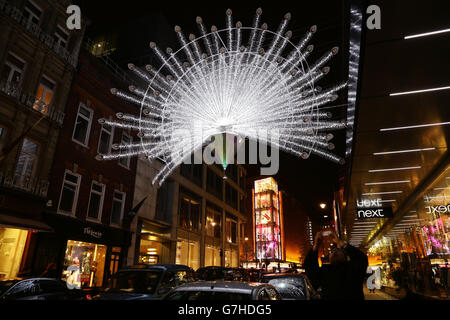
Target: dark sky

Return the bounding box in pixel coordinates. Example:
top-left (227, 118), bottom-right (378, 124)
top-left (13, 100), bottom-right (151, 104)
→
top-left (75, 0), bottom-right (350, 217)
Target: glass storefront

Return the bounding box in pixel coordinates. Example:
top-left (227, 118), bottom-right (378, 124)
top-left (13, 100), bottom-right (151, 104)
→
top-left (224, 246), bottom-right (239, 267)
top-left (0, 227), bottom-right (28, 280)
top-left (62, 240), bottom-right (107, 288)
top-left (204, 244), bottom-right (221, 267)
top-left (176, 238), bottom-right (200, 270)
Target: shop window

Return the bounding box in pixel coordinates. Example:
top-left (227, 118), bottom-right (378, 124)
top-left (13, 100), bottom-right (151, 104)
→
top-left (62, 240), bottom-right (107, 288)
top-left (204, 245), bottom-right (221, 267)
top-left (54, 25), bottom-right (69, 49)
top-left (58, 170), bottom-right (81, 215)
top-left (14, 138), bottom-right (39, 184)
top-left (178, 192), bottom-right (201, 232)
top-left (0, 228), bottom-right (29, 281)
top-left (176, 239), bottom-right (200, 270)
top-left (118, 132), bottom-right (131, 168)
top-left (97, 124), bottom-right (113, 155)
top-left (72, 103), bottom-right (93, 147)
top-left (33, 76), bottom-right (55, 114)
top-left (87, 181), bottom-right (105, 221)
top-left (0, 52), bottom-right (25, 87)
top-left (111, 191), bottom-right (125, 226)
top-left (206, 205), bottom-right (222, 238)
top-left (22, 0), bottom-right (42, 28)
top-left (224, 247), bottom-right (239, 267)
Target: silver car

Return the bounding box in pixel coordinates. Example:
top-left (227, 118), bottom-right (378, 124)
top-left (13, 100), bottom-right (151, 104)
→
top-left (163, 281), bottom-right (282, 300)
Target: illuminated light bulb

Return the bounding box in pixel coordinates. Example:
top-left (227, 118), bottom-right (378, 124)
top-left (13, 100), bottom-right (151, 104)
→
top-left (112, 144), bottom-right (120, 150)
top-left (174, 25), bottom-right (181, 33)
top-left (116, 112), bottom-right (124, 119)
top-left (128, 63), bottom-right (135, 71)
top-left (236, 21), bottom-right (242, 28)
top-left (226, 9), bottom-right (232, 16)
top-left (98, 118), bottom-right (106, 125)
top-left (189, 34), bottom-right (195, 41)
top-left (149, 42), bottom-right (157, 49)
top-left (166, 47), bottom-right (173, 55)
top-left (196, 16), bottom-right (203, 24)
top-left (256, 8), bottom-right (263, 15)
top-left (284, 13), bottom-right (291, 20)
top-left (261, 23), bottom-right (268, 30)
top-left (95, 154), bottom-right (104, 161)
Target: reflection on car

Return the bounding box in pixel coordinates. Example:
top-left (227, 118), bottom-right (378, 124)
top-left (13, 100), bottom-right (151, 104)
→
top-left (0, 278), bottom-right (85, 300)
top-left (260, 273), bottom-right (319, 300)
top-left (92, 264), bottom-right (195, 300)
top-left (163, 281), bottom-right (282, 300)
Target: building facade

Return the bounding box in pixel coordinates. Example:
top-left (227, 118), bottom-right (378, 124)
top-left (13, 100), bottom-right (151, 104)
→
top-left (129, 156), bottom-right (248, 270)
top-left (0, 0), bottom-right (84, 281)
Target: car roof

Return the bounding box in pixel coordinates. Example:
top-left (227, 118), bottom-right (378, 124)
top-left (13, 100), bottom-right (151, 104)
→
top-left (262, 273), bottom-right (305, 278)
top-left (120, 264), bottom-right (192, 271)
top-left (173, 281), bottom-right (269, 294)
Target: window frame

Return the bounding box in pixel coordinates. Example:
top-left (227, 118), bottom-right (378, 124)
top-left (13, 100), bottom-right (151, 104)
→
top-left (97, 123), bottom-right (114, 155)
top-left (110, 190), bottom-right (126, 226)
top-left (23, 0), bottom-right (43, 28)
top-left (86, 181), bottom-right (106, 222)
top-left (14, 138), bottom-right (39, 182)
top-left (72, 103), bottom-right (93, 148)
top-left (2, 52), bottom-right (26, 85)
top-left (57, 170), bottom-right (81, 216)
top-left (118, 131), bottom-right (131, 169)
top-left (34, 75), bottom-right (56, 112)
top-left (54, 24), bottom-right (70, 49)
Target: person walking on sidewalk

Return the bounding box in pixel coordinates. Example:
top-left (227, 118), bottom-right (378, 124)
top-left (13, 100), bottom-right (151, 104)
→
top-left (305, 231), bottom-right (369, 300)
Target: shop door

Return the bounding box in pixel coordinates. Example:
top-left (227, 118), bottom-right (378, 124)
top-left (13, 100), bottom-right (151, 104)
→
top-left (109, 247), bottom-right (121, 279)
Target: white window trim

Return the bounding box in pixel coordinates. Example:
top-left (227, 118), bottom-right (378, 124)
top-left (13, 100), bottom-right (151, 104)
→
top-left (24, 0), bottom-right (43, 27)
top-left (15, 138), bottom-right (39, 178)
top-left (57, 170), bottom-right (81, 216)
top-left (4, 52), bottom-right (26, 84)
top-left (118, 131), bottom-right (131, 169)
top-left (72, 102), bottom-right (93, 148)
top-left (86, 181), bottom-right (105, 223)
top-left (110, 190), bottom-right (126, 227)
top-left (97, 124), bottom-right (114, 155)
top-left (54, 24), bottom-right (69, 48)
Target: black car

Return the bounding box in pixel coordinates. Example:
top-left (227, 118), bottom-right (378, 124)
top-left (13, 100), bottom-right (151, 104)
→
top-left (260, 273), bottom-right (319, 300)
top-left (196, 267), bottom-right (250, 281)
top-left (0, 278), bottom-right (86, 300)
top-left (164, 281), bottom-right (282, 300)
top-left (92, 264), bottom-right (195, 300)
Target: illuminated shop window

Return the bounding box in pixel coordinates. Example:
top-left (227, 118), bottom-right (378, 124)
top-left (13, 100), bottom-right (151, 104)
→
top-left (62, 240), bottom-right (107, 288)
top-left (0, 228), bottom-right (29, 281)
top-left (204, 245), bottom-right (221, 267)
top-left (176, 238), bottom-right (200, 270)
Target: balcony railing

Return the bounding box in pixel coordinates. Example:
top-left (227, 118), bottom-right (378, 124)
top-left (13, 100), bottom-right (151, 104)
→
top-left (0, 0), bottom-right (77, 67)
top-left (0, 81), bottom-right (65, 126)
top-left (0, 171), bottom-right (49, 198)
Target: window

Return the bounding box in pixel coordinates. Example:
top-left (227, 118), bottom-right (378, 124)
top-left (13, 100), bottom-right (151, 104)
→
top-left (33, 76), bottom-right (55, 113)
top-left (87, 182), bottom-right (105, 221)
top-left (14, 138), bottom-right (39, 182)
top-left (178, 192), bottom-right (201, 232)
top-left (225, 183), bottom-right (238, 209)
top-left (111, 191), bottom-right (125, 225)
top-left (0, 53), bottom-right (25, 86)
top-left (155, 181), bottom-right (172, 223)
top-left (226, 216), bottom-right (237, 244)
top-left (54, 25), bottom-right (69, 48)
top-left (0, 126), bottom-right (5, 152)
top-left (206, 168), bottom-right (223, 199)
top-left (22, 0), bottom-right (42, 27)
top-left (98, 124), bottom-right (113, 154)
top-left (206, 205), bottom-right (222, 238)
top-left (118, 132), bottom-right (131, 168)
top-left (72, 103), bottom-right (93, 147)
top-left (58, 170), bottom-right (81, 215)
top-left (180, 156), bottom-right (203, 186)
top-left (176, 239), bottom-right (200, 270)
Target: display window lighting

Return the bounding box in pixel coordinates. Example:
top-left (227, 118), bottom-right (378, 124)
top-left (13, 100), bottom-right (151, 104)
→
top-left (365, 180), bottom-right (410, 186)
top-left (404, 28), bottom-right (450, 39)
top-left (373, 148), bottom-right (435, 156)
top-left (434, 187), bottom-right (450, 190)
top-left (368, 166), bottom-right (421, 173)
top-left (380, 121), bottom-right (450, 132)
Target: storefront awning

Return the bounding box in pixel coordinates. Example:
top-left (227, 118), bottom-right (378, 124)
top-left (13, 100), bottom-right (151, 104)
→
top-left (0, 214), bottom-right (53, 232)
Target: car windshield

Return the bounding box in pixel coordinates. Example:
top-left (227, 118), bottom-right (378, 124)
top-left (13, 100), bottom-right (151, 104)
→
top-left (0, 281), bottom-right (18, 296)
top-left (106, 270), bottom-right (163, 294)
top-left (261, 277), bottom-right (306, 300)
top-left (166, 290), bottom-right (252, 300)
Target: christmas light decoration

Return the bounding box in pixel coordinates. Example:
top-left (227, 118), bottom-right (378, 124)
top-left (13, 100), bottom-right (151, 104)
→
top-left (97, 8), bottom-right (347, 185)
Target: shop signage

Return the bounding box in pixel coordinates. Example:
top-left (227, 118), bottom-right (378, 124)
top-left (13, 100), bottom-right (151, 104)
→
top-left (356, 199), bottom-right (393, 219)
top-left (83, 227), bottom-right (103, 239)
top-left (425, 204), bottom-right (450, 214)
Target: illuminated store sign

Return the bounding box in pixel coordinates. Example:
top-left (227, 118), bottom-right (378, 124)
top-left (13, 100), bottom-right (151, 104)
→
top-left (357, 199), bottom-right (393, 219)
top-left (425, 204), bottom-right (450, 214)
top-left (253, 178), bottom-right (284, 261)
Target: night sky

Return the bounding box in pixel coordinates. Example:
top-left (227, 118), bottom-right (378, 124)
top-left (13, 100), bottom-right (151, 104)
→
top-left (75, 0), bottom-right (349, 218)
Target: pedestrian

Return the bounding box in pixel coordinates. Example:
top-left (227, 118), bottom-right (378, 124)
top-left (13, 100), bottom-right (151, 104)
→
top-left (304, 231), bottom-right (369, 300)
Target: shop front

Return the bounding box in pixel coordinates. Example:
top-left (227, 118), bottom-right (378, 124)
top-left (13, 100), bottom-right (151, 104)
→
top-left (33, 212), bottom-right (132, 289)
top-left (137, 219), bottom-right (174, 265)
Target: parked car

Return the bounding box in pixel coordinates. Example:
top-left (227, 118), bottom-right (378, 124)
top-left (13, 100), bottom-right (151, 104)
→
top-left (163, 281), bottom-right (282, 300)
top-left (92, 264), bottom-right (195, 300)
top-left (0, 278), bottom-right (86, 300)
top-left (196, 267), bottom-right (250, 281)
top-left (259, 273), bottom-right (319, 300)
